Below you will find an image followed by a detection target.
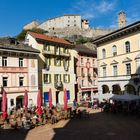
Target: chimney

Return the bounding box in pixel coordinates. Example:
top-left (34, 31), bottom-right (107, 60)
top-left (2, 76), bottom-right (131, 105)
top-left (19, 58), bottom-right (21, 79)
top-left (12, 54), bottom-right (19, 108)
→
top-left (118, 11), bottom-right (126, 29)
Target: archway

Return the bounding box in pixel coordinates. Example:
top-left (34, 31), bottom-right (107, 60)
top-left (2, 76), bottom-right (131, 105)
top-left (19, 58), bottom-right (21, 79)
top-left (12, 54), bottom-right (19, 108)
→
top-left (112, 84), bottom-right (122, 95)
top-left (124, 84), bottom-right (136, 95)
top-left (102, 85), bottom-right (109, 94)
top-left (16, 95), bottom-right (24, 108)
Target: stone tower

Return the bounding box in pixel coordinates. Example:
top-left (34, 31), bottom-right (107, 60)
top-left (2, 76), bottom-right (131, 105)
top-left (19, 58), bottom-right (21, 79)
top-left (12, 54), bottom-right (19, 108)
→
top-left (118, 11), bottom-right (126, 28)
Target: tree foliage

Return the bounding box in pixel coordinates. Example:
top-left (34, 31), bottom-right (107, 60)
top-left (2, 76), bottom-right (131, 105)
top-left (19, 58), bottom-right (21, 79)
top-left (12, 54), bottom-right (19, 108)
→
top-left (16, 28), bottom-right (48, 41)
top-left (76, 36), bottom-right (92, 45)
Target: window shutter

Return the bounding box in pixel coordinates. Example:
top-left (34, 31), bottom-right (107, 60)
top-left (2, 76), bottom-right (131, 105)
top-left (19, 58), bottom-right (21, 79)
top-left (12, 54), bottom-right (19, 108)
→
top-left (49, 74), bottom-right (51, 83)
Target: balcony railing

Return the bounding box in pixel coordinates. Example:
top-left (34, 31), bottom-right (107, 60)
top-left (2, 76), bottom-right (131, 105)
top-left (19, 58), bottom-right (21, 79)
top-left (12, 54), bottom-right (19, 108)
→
top-left (42, 50), bottom-right (54, 55)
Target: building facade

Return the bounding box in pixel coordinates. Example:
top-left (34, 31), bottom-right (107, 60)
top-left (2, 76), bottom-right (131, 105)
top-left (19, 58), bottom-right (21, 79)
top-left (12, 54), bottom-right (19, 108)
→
top-left (38, 15), bottom-right (82, 30)
top-left (0, 38), bottom-right (39, 111)
top-left (93, 21), bottom-right (140, 101)
top-left (74, 45), bottom-right (98, 102)
top-left (25, 32), bottom-right (76, 106)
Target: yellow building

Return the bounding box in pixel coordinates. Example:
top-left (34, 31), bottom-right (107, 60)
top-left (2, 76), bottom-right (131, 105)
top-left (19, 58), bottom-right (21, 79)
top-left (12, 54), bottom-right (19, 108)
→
top-left (93, 21), bottom-right (140, 100)
top-left (25, 32), bottom-right (76, 106)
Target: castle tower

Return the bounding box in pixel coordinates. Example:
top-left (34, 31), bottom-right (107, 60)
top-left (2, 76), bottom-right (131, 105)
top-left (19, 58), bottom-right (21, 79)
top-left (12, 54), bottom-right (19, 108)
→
top-left (118, 11), bottom-right (126, 28)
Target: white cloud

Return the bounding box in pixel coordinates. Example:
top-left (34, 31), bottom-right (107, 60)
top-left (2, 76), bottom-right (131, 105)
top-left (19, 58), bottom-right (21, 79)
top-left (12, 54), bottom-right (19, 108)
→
top-left (96, 1), bottom-right (115, 13)
top-left (68, 0), bottom-right (116, 20)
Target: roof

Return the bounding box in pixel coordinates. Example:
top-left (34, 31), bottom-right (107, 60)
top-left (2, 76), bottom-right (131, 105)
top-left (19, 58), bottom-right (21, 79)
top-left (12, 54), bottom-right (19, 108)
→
top-left (93, 20), bottom-right (140, 45)
top-left (28, 31), bottom-right (72, 46)
top-left (0, 37), bottom-right (40, 54)
top-left (74, 45), bottom-right (97, 57)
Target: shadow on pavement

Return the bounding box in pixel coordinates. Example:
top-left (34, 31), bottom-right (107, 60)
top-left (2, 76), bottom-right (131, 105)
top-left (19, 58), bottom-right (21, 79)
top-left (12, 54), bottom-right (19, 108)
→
top-left (0, 128), bottom-right (29, 140)
top-left (52, 110), bottom-right (140, 140)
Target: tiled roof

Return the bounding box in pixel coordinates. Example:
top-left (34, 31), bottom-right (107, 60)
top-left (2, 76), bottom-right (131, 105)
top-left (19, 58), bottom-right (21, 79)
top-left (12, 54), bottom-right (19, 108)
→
top-left (28, 31), bottom-right (72, 45)
top-left (75, 45), bottom-right (97, 57)
top-left (0, 37), bottom-right (40, 53)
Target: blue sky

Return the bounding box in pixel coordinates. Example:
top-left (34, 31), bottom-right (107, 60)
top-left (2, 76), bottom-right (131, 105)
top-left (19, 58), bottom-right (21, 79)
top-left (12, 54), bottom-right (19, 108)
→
top-left (0, 0), bottom-right (140, 37)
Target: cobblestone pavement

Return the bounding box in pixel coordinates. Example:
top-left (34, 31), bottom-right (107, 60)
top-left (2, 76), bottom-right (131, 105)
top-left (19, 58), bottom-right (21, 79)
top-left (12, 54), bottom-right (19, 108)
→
top-left (1, 108), bottom-right (140, 140)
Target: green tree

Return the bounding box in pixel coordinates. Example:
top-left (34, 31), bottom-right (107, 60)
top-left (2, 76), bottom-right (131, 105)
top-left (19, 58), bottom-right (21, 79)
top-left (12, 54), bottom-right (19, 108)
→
top-left (16, 28), bottom-right (48, 41)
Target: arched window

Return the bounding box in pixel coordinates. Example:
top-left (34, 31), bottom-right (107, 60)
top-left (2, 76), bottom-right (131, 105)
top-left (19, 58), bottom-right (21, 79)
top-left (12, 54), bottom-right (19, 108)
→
top-left (125, 41), bottom-right (130, 53)
top-left (102, 49), bottom-right (106, 58)
top-left (112, 45), bottom-right (117, 56)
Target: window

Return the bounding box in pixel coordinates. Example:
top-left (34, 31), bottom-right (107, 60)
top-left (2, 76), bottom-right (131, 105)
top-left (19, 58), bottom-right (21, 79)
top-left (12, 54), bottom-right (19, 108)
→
top-left (45, 57), bottom-right (50, 65)
top-left (64, 74), bottom-right (70, 83)
top-left (126, 63), bottom-right (131, 75)
top-left (19, 58), bottom-right (23, 67)
top-left (10, 99), bottom-right (14, 106)
top-left (44, 74), bottom-right (51, 84)
top-left (64, 48), bottom-right (68, 54)
top-left (103, 67), bottom-right (106, 77)
top-left (3, 77), bottom-right (7, 87)
top-left (81, 80), bottom-right (84, 86)
top-left (55, 47), bottom-right (60, 55)
top-left (54, 74), bottom-right (61, 82)
top-left (2, 57), bottom-right (7, 67)
top-left (113, 65), bottom-right (117, 76)
top-left (81, 68), bottom-right (84, 76)
top-left (102, 49), bottom-right (106, 58)
top-left (64, 59), bottom-right (69, 67)
top-left (55, 57), bottom-right (61, 66)
top-left (125, 41), bottom-right (130, 53)
top-left (81, 58), bottom-right (83, 65)
top-left (19, 77), bottom-right (24, 86)
top-left (44, 44), bottom-right (50, 51)
top-left (112, 45), bottom-right (117, 56)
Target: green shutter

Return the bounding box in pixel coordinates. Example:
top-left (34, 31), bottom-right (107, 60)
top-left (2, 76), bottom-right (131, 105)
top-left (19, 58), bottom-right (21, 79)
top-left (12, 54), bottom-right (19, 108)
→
top-left (63, 74), bottom-right (65, 83)
top-left (49, 74), bottom-right (51, 83)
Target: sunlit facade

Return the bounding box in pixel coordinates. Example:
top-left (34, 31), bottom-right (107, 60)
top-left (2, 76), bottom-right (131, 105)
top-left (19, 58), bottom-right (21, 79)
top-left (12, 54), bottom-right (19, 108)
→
top-left (93, 21), bottom-right (140, 100)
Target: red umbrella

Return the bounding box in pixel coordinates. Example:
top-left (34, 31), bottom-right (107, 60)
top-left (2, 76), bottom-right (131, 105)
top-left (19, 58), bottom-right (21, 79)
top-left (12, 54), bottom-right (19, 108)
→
top-left (64, 88), bottom-right (68, 110)
top-left (2, 90), bottom-right (7, 120)
top-left (49, 88), bottom-right (52, 109)
top-left (24, 90), bottom-right (28, 112)
top-left (37, 89), bottom-right (42, 115)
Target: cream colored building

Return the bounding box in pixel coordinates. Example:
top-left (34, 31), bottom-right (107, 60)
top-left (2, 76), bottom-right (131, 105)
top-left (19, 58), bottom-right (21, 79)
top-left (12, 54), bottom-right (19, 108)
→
top-left (25, 32), bottom-right (76, 106)
top-left (0, 37), bottom-right (39, 111)
top-left (93, 21), bottom-right (140, 100)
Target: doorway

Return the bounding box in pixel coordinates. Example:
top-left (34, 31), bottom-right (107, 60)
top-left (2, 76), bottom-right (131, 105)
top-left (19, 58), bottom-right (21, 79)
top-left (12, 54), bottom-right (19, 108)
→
top-left (16, 95), bottom-right (24, 108)
top-left (56, 91), bottom-right (59, 104)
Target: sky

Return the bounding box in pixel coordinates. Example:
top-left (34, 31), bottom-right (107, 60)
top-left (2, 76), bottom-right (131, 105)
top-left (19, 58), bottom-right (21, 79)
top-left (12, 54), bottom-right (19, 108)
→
top-left (0, 0), bottom-right (140, 37)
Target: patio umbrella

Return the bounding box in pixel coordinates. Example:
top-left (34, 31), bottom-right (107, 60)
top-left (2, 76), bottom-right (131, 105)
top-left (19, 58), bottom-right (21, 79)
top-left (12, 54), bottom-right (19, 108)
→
top-left (64, 88), bottom-right (68, 110)
top-left (24, 90), bottom-right (28, 112)
top-left (2, 90), bottom-right (7, 120)
top-left (49, 88), bottom-right (52, 109)
top-left (37, 89), bottom-right (42, 115)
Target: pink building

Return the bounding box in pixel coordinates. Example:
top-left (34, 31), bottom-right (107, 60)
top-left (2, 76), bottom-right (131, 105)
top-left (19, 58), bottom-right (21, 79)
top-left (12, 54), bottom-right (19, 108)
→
top-left (74, 45), bottom-right (98, 102)
top-left (0, 37), bottom-right (39, 111)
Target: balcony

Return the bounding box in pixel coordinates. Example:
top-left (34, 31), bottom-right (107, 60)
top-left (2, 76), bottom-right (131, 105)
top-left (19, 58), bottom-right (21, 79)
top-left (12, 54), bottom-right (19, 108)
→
top-left (0, 67), bottom-right (28, 73)
top-left (60, 51), bottom-right (70, 57)
top-left (42, 50), bottom-right (54, 55)
top-left (64, 65), bottom-right (69, 71)
top-left (54, 81), bottom-right (63, 89)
